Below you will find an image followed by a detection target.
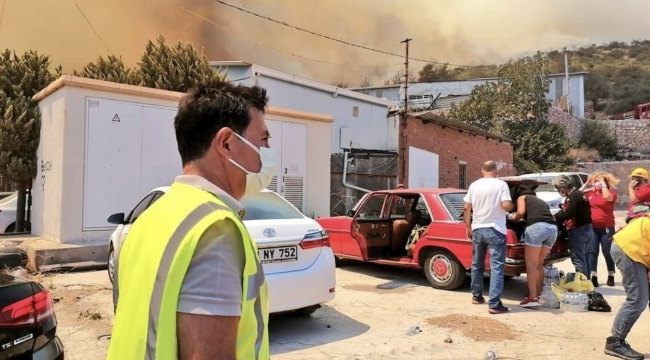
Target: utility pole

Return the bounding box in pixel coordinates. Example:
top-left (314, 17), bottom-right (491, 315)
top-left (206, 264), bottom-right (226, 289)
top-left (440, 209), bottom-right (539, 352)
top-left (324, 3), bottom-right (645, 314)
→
top-left (564, 47), bottom-right (571, 115)
top-left (399, 38), bottom-right (411, 186)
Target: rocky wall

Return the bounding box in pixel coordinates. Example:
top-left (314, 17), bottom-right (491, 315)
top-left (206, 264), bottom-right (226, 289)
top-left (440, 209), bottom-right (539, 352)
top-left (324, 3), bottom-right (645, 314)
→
top-left (599, 119), bottom-right (650, 152)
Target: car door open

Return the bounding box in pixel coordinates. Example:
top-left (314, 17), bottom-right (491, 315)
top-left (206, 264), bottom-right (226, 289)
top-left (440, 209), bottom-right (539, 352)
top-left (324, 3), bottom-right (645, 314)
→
top-left (350, 193), bottom-right (391, 260)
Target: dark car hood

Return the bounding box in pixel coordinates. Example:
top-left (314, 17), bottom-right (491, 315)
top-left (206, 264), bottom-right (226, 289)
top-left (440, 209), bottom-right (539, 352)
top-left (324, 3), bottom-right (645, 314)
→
top-left (0, 272), bottom-right (27, 287)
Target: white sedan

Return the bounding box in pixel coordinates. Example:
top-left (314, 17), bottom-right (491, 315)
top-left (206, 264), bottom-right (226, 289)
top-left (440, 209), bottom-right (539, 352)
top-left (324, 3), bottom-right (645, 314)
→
top-left (106, 187), bottom-right (336, 316)
top-left (0, 193), bottom-right (18, 233)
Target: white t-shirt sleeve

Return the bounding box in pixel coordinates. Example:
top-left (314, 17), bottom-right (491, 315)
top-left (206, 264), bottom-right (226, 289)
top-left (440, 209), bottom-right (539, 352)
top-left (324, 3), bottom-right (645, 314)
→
top-left (499, 181), bottom-right (512, 202)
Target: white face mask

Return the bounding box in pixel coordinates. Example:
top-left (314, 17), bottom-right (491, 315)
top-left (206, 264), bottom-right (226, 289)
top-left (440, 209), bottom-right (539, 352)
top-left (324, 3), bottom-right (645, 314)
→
top-left (229, 132), bottom-right (276, 196)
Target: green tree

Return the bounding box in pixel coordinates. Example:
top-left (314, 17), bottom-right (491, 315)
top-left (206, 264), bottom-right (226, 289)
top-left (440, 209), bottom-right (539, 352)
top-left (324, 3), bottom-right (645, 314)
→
top-left (578, 119), bottom-right (619, 159)
top-left (584, 71), bottom-right (610, 110)
top-left (449, 52), bottom-right (573, 173)
top-left (138, 35), bottom-right (223, 93)
top-left (418, 63), bottom-right (454, 82)
top-left (0, 49), bottom-right (61, 232)
top-left (73, 55), bottom-right (142, 85)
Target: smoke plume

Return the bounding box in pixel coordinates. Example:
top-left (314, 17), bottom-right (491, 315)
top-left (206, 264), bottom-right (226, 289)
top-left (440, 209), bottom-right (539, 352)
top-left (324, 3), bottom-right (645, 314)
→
top-left (0, 0), bottom-right (649, 86)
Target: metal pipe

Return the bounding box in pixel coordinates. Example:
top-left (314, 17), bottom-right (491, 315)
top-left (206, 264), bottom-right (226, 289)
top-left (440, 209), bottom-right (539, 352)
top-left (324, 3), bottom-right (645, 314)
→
top-left (342, 152), bottom-right (371, 193)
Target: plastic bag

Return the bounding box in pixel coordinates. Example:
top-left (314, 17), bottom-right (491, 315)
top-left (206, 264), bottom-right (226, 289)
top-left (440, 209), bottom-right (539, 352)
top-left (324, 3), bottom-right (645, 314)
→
top-left (539, 285), bottom-right (560, 309)
top-left (551, 283), bottom-right (566, 299)
top-left (587, 291), bottom-right (612, 312)
top-left (559, 272), bottom-right (594, 294)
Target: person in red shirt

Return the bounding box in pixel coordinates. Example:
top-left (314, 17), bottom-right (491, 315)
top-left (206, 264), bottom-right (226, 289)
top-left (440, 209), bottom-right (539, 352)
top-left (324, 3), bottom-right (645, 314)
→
top-left (627, 168), bottom-right (650, 223)
top-left (581, 171), bottom-right (619, 288)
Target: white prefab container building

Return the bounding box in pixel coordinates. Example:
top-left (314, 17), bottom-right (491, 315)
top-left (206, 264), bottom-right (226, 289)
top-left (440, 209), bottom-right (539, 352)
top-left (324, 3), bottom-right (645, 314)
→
top-left (31, 75), bottom-right (332, 245)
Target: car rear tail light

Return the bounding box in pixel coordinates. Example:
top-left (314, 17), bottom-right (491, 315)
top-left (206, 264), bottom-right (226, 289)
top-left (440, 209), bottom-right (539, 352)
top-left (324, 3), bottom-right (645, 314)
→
top-left (0, 290), bottom-right (54, 327)
top-left (299, 230), bottom-right (330, 250)
top-left (506, 230), bottom-right (519, 245)
top-left (506, 246), bottom-right (525, 259)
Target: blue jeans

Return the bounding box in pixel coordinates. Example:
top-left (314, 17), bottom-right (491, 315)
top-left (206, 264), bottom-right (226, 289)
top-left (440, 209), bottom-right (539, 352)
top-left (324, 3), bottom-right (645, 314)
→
top-left (610, 242), bottom-right (649, 340)
top-left (568, 224), bottom-right (592, 276)
top-left (470, 227), bottom-right (506, 309)
top-left (589, 226), bottom-right (615, 274)
top-left (523, 222), bottom-right (558, 248)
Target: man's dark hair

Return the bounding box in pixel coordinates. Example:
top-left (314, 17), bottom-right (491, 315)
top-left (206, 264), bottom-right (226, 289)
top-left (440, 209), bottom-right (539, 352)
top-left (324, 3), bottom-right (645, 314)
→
top-left (174, 78), bottom-right (269, 165)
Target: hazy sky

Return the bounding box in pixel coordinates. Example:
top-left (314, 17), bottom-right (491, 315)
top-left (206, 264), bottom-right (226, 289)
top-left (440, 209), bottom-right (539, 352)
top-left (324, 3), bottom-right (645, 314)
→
top-left (0, 0), bottom-right (647, 85)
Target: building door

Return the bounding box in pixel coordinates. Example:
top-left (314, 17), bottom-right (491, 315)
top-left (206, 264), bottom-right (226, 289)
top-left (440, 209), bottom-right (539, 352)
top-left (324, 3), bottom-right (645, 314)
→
top-left (266, 120), bottom-right (307, 212)
top-left (408, 146), bottom-right (439, 188)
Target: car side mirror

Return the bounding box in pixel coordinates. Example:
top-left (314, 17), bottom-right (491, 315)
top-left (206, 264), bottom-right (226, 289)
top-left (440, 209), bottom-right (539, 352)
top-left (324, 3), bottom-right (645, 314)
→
top-left (107, 213), bottom-right (125, 225)
top-left (346, 209), bottom-right (356, 218)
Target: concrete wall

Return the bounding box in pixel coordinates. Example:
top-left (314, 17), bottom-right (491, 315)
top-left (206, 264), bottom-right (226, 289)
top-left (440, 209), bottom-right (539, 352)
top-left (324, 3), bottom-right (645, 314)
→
top-left (265, 109), bottom-right (333, 218)
top-left (405, 118), bottom-right (516, 187)
top-left (599, 119), bottom-right (650, 152)
top-left (220, 65), bottom-right (393, 153)
top-left (33, 81), bottom-right (180, 244)
top-left (33, 76), bottom-right (333, 244)
top-left (576, 160), bottom-right (650, 204)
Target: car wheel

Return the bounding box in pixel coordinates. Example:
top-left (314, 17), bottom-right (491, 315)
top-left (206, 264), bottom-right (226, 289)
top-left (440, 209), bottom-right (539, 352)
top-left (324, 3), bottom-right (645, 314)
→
top-left (504, 275), bottom-right (515, 281)
top-left (4, 223), bottom-right (15, 233)
top-left (107, 244), bottom-right (115, 284)
top-left (291, 305), bottom-right (320, 317)
top-left (423, 249), bottom-right (466, 290)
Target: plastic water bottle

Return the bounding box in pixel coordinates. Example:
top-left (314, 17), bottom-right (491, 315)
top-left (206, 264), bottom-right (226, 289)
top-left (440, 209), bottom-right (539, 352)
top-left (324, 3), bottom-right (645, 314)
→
top-left (484, 349), bottom-right (498, 360)
top-left (406, 325), bottom-right (421, 336)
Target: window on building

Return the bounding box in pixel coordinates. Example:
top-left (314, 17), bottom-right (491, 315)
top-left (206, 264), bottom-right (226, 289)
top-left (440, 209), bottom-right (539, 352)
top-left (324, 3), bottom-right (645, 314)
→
top-left (458, 163), bottom-right (468, 189)
top-left (376, 90), bottom-right (383, 98)
top-left (352, 106), bottom-right (359, 117)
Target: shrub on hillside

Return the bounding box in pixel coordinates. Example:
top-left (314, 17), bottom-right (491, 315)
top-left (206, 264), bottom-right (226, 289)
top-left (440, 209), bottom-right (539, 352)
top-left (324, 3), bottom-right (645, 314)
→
top-left (578, 119), bottom-right (619, 160)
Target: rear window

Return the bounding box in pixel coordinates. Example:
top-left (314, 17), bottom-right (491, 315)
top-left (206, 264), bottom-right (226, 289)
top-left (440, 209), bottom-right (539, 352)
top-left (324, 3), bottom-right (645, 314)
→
top-left (241, 192), bottom-right (305, 221)
top-left (439, 193), bottom-right (466, 220)
top-left (524, 175), bottom-right (581, 192)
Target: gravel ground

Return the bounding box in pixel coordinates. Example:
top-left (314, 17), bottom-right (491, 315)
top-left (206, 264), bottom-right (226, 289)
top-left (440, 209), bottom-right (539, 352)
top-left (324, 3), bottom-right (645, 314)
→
top-left (40, 211), bottom-right (650, 359)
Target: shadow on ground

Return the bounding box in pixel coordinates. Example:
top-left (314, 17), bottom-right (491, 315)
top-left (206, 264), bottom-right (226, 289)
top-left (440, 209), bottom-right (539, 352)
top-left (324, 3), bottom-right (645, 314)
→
top-left (334, 260), bottom-right (625, 304)
top-left (269, 305), bottom-right (370, 356)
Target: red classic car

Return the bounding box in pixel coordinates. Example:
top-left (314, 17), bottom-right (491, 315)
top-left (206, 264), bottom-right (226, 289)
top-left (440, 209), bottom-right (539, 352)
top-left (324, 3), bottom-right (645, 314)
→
top-left (316, 179), bottom-right (570, 290)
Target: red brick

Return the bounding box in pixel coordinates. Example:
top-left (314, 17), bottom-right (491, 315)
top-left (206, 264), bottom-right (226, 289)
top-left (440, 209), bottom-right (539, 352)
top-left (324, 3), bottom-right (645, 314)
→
top-left (403, 117), bottom-right (515, 188)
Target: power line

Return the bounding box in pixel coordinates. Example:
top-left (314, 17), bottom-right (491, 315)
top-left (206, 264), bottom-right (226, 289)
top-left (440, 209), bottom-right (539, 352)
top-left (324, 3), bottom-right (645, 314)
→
top-left (0, 0), bottom-right (6, 30)
top-left (169, 0), bottom-right (401, 69)
top-left (72, 0), bottom-right (112, 54)
top-left (211, 0), bottom-right (486, 69)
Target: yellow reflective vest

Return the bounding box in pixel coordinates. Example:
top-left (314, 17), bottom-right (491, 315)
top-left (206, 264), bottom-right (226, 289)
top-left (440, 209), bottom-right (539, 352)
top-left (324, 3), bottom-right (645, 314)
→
top-left (613, 216), bottom-right (650, 268)
top-left (107, 182), bottom-right (269, 360)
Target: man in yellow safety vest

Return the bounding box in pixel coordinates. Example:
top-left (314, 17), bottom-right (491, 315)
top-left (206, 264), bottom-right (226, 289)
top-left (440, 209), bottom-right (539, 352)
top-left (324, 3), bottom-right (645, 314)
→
top-left (107, 79), bottom-right (275, 360)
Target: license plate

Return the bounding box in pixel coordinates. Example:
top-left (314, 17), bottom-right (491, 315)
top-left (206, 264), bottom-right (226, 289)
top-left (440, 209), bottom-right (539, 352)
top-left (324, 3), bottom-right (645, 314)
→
top-left (258, 246), bottom-right (298, 264)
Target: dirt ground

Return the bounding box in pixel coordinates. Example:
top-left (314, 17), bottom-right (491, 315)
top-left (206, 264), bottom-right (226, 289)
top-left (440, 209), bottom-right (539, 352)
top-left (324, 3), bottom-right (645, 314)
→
top-left (43, 211), bottom-right (650, 359)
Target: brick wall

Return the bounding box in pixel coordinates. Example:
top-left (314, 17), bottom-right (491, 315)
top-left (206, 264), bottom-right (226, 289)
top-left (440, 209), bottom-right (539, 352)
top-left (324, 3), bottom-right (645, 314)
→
top-left (576, 160), bottom-right (650, 204)
top-left (404, 118), bottom-right (516, 188)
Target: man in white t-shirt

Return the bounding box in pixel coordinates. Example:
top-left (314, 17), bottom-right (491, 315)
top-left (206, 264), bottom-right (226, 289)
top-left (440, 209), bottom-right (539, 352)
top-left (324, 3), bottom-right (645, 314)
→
top-left (463, 161), bottom-right (514, 314)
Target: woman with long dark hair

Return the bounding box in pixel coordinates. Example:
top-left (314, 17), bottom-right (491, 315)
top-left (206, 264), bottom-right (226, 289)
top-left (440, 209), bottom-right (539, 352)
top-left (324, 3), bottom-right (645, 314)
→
top-left (580, 171), bottom-right (619, 287)
top-left (509, 185), bottom-right (558, 308)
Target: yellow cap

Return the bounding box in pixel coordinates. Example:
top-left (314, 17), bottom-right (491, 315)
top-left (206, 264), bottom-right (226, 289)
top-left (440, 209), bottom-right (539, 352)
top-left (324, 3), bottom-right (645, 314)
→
top-left (629, 168), bottom-right (649, 179)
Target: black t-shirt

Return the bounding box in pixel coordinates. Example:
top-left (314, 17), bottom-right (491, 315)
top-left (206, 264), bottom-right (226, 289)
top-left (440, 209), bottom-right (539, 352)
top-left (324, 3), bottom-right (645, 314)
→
top-left (554, 189), bottom-right (592, 228)
top-left (523, 195), bottom-right (555, 227)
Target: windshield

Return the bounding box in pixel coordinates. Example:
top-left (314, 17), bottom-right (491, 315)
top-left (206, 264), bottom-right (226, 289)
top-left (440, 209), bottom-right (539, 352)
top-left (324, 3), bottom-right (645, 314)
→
top-left (523, 175), bottom-right (582, 192)
top-left (241, 192), bottom-right (305, 221)
top-left (438, 192), bottom-right (466, 220)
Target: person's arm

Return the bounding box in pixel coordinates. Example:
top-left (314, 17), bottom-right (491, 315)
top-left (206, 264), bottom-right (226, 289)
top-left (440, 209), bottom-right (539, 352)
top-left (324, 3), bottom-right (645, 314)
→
top-left (177, 219), bottom-right (245, 360)
top-left (555, 191), bottom-right (580, 221)
top-left (580, 174), bottom-right (593, 192)
top-left (510, 196), bottom-right (527, 222)
top-left (499, 182), bottom-right (514, 212)
top-left (601, 186), bottom-right (614, 202)
top-left (629, 180), bottom-right (640, 203)
top-left (463, 188), bottom-right (472, 239)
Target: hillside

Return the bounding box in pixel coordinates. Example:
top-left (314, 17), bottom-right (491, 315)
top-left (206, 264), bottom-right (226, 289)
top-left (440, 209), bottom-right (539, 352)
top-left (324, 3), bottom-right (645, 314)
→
top-left (382, 40), bottom-right (650, 117)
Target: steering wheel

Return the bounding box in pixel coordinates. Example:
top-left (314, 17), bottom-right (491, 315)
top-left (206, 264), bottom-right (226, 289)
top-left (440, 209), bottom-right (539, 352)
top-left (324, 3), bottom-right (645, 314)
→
top-left (367, 209), bottom-right (380, 217)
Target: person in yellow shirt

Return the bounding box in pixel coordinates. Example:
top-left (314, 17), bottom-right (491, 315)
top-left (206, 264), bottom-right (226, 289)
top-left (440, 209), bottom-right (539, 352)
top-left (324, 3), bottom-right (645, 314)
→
top-left (604, 210), bottom-right (650, 360)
